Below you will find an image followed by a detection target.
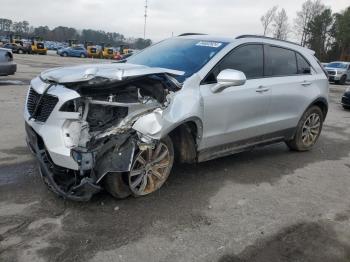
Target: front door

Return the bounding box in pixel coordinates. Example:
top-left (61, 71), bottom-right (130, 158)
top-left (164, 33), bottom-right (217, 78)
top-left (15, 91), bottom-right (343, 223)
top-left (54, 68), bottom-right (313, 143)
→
top-left (199, 44), bottom-right (271, 150)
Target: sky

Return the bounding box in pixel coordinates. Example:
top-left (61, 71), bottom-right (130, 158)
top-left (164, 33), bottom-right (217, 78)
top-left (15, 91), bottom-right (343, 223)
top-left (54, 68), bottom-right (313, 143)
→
top-left (0, 0), bottom-right (349, 41)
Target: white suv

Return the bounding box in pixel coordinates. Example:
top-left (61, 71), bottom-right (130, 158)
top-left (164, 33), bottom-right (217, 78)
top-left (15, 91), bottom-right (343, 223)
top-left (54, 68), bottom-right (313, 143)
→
top-left (24, 34), bottom-right (329, 201)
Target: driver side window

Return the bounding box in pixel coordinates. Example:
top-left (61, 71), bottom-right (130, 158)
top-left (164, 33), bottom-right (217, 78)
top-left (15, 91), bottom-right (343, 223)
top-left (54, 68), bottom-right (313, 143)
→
top-left (204, 44), bottom-right (264, 83)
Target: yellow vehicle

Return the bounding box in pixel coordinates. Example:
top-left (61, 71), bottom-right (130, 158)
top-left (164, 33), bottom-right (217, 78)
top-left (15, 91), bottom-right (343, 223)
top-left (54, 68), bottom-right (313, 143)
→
top-left (119, 45), bottom-right (130, 55)
top-left (101, 45), bottom-right (115, 59)
top-left (31, 37), bottom-right (47, 55)
top-left (87, 45), bottom-right (102, 58)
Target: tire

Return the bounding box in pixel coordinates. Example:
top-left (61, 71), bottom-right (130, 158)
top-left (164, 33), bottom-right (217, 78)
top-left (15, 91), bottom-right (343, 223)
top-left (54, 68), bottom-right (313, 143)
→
top-left (62, 52), bottom-right (68, 57)
top-left (128, 136), bottom-right (174, 197)
top-left (339, 75), bottom-right (347, 85)
top-left (104, 172), bottom-right (131, 199)
top-left (343, 105), bottom-right (350, 110)
top-left (18, 49), bottom-right (24, 54)
top-left (80, 53), bottom-right (86, 58)
top-left (286, 106), bottom-right (323, 151)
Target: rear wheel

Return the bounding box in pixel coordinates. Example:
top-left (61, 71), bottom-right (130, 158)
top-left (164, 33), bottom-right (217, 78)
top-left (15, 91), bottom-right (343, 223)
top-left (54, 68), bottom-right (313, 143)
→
top-left (80, 53), bottom-right (86, 58)
top-left (128, 136), bottom-right (174, 196)
top-left (286, 106), bottom-right (323, 151)
top-left (18, 49), bottom-right (24, 54)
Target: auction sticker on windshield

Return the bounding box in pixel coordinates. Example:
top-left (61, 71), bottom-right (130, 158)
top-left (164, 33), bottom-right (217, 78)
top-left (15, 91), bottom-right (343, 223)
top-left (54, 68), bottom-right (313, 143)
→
top-left (196, 41), bottom-right (223, 48)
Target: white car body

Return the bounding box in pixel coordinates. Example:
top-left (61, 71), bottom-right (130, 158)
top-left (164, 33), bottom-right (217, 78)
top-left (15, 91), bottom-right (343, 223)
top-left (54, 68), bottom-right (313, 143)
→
top-left (24, 35), bottom-right (329, 200)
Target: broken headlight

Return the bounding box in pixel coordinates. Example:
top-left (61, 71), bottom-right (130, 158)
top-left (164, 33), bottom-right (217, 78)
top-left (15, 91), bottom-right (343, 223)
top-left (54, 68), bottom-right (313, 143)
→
top-left (60, 98), bottom-right (85, 115)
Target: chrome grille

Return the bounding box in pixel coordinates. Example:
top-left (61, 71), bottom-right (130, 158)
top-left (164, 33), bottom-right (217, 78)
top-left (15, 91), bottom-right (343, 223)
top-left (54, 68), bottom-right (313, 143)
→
top-left (27, 87), bottom-right (58, 122)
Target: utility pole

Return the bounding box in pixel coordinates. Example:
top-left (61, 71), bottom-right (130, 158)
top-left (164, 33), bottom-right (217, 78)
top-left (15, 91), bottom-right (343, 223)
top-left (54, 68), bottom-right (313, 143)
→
top-left (143, 0), bottom-right (148, 39)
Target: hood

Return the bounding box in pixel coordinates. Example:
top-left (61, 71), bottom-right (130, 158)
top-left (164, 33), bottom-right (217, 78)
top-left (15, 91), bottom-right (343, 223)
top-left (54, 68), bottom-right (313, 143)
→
top-left (325, 67), bottom-right (346, 73)
top-left (40, 63), bottom-right (185, 84)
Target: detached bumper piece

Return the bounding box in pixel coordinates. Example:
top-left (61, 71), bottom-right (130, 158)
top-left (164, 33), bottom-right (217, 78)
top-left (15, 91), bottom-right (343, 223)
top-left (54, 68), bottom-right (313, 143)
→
top-left (25, 123), bottom-right (101, 201)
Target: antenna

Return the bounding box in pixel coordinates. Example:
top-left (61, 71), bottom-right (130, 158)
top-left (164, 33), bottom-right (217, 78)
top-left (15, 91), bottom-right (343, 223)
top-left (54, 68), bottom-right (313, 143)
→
top-left (143, 0), bottom-right (148, 39)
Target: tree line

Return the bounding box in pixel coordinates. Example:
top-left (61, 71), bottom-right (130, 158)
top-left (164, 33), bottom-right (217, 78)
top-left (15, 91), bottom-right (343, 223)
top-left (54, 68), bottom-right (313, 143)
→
top-left (0, 19), bottom-right (152, 49)
top-left (260, 0), bottom-right (350, 61)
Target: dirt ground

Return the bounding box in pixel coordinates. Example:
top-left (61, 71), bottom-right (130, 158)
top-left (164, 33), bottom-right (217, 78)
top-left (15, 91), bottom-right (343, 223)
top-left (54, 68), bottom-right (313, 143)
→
top-left (0, 54), bottom-right (350, 262)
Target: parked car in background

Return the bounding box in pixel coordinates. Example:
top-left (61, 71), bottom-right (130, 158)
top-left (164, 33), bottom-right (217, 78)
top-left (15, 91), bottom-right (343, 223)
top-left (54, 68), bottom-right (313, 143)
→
top-left (24, 34), bottom-right (329, 201)
top-left (321, 62), bottom-right (328, 68)
top-left (325, 61), bottom-right (350, 85)
top-left (57, 46), bottom-right (87, 58)
top-left (3, 43), bottom-right (31, 54)
top-left (0, 48), bottom-right (16, 76)
top-left (341, 88), bottom-right (350, 110)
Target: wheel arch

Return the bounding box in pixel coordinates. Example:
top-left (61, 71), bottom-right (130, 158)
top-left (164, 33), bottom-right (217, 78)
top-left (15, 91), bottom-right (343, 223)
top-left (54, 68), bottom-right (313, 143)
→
top-left (308, 97), bottom-right (328, 121)
top-left (167, 117), bottom-right (203, 164)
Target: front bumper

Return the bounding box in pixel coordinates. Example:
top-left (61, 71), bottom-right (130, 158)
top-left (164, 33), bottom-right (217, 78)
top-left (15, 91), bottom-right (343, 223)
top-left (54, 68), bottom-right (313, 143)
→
top-left (25, 120), bottom-right (136, 201)
top-left (25, 122), bottom-right (101, 201)
top-left (328, 75), bottom-right (342, 82)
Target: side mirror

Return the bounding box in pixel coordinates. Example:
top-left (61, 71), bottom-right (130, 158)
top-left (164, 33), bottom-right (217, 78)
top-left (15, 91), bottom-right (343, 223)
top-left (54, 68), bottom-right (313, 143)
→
top-left (211, 69), bottom-right (246, 93)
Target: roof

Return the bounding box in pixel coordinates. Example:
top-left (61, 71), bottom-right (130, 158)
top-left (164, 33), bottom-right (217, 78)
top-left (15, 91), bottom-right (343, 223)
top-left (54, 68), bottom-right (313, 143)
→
top-left (177, 34), bottom-right (313, 53)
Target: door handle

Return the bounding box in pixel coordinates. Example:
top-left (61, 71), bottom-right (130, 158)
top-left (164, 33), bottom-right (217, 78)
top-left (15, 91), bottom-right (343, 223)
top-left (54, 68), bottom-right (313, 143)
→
top-left (256, 86), bottom-right (270, 93)
top-left (301, 81), bottom-right (312, 86)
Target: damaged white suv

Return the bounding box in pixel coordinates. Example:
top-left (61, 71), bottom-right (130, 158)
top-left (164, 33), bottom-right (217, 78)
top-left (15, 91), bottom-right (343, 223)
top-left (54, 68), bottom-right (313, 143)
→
top-left (24, 34), bottom-right (329, 201)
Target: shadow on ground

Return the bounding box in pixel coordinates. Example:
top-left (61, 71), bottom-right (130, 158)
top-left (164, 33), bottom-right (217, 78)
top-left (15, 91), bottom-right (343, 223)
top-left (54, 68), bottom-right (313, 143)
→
top-left (0, 126), bottom-right (349, 261)
top-left (219, 221), bottom-right (350, 262)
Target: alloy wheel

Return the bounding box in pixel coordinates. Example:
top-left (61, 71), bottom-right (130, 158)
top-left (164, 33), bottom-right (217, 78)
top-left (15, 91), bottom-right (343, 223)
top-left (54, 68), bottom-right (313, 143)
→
top-left (301, 113), bottom-right (321, 147)
top-left (129, 142), bottom-right (172, 196)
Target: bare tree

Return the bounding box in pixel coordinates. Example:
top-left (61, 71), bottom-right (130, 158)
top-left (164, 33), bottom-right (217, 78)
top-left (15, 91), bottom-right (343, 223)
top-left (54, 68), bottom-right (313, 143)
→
top-left (294, 0), bottom-right (325, 46)
top-left (261, 6), bottom-right (278, 36)
top-left (273, 8), bottom-right (290, 40)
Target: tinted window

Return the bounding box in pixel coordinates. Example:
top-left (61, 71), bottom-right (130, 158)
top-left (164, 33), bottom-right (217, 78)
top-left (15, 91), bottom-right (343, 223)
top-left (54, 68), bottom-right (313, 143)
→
top-left (127, 38), bottom-right (228, 82)
top-left (265, 46), bottom-right (297, 76)
top-left (217, 44), bottom-right (264, 79)
top-left (296, 53), bottom-right (311, 74)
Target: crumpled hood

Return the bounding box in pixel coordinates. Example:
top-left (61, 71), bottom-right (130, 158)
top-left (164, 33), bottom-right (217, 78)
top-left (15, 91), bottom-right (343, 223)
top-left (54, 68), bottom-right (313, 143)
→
top-left (40, 63), bottom-right (184, 83)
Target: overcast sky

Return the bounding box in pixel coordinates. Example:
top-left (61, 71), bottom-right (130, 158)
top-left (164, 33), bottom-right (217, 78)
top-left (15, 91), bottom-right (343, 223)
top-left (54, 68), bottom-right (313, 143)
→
top-left (0, 0), bottom-right (349, 41)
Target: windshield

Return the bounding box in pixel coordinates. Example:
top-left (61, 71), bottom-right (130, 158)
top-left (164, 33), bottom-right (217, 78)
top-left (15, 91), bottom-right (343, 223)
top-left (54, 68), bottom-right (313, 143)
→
top-left (327, 62), bottom-right (348, 69)
top-left (127, 38), bottom-right (228, 82)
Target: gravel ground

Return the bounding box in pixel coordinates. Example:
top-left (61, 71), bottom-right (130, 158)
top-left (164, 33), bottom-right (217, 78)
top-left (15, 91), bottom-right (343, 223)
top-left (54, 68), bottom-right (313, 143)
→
top-left (0, 54), bottom-right (350, 262)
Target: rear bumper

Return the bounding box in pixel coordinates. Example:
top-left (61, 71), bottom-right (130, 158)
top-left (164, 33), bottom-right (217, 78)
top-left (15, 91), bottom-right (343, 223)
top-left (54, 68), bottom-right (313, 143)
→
top-left (0, 62), bottom-right (16, 76)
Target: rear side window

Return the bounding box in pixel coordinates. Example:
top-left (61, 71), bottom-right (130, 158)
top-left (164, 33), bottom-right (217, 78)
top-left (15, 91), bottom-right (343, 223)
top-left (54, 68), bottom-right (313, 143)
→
top-left (265, 46), bottom-right (297, 76)
top-left (217, 44), bottom-right (264, 79)
top-left (296, 53), bottom-right (311, 74)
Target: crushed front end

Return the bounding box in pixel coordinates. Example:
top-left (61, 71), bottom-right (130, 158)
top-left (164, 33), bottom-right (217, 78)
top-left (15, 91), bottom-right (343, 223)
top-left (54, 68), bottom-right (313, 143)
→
top-left (24, 64), bottom-right (182, 201)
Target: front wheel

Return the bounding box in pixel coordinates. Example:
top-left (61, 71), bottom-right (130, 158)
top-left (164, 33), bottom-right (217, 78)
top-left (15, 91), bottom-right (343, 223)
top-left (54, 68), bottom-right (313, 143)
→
top-left (62, 52), bottom-right (68, 57)
top-left (18, 49), bottom-right (24, 54)
top-left (339, 75), bottom-right (347, 85)
top-left (128, 136), bottom-right (174, 196)
top-left (80, 53), bottom-right (86, 58)
top-left (286, 106), bottom-right (323, 151)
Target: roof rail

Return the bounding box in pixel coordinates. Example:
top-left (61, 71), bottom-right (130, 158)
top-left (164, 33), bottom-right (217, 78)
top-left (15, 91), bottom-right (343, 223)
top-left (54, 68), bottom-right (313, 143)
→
top-left (178, 33), bottom-right (207, 37)
top-left (235, 35), bottom-right (301, 47)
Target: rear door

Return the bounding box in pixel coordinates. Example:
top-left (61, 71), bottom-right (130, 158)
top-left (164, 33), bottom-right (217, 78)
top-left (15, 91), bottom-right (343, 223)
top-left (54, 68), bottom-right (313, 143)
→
top-left (199, 44), bottom-right (271, 150)
top-left (262, 45), bottom-right (316, 135)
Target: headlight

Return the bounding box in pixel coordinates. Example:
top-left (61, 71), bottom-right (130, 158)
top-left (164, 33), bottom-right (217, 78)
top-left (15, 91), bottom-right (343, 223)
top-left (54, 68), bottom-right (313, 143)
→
top-left (60, 98), bottom-right (85, 115)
